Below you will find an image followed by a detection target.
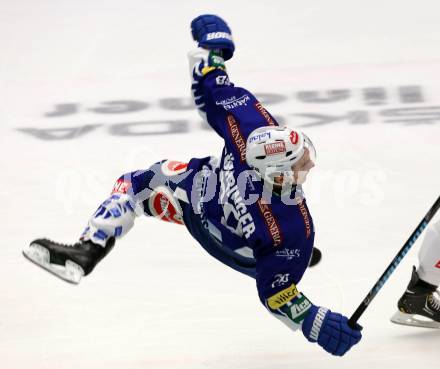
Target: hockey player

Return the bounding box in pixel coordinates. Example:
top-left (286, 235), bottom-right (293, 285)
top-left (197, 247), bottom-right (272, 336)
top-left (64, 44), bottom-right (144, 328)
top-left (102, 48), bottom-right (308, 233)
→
top-left (23, 15), bottom-right (362, 356)
top-left (391, 220), bottom-right (440, 328)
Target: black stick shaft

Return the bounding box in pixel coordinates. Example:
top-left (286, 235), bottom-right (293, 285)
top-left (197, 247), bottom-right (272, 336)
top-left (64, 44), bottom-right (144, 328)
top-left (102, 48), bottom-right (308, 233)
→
top-left (348, 195), bottom-right (440, 328)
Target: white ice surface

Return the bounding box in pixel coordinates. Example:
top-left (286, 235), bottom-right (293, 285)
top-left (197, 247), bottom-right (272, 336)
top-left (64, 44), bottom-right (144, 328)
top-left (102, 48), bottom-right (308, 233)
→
top-left (1, 1), bottom-right (440, 368)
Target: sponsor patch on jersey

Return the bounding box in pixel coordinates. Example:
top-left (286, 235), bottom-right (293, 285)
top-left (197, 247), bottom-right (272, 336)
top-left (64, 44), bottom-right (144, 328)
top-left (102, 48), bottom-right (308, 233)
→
top-left (267, 283), bottom-right (299, 309)
top-left (257, 199), bottom-right (283, 247)
top-left (219, 152), bottom-right (256, 239)
top-left (226, 114), bottom-right (246, 162)
top-left (112, 179), bottom-right (130, 194)
top-left (161, 160), bottom-right (188, 176)
top-left (264, 142), bottom-right (286, 156)
top-left (148, 186), bottom-right (184, 225)
top-left (255, 102), bottom-right (276, 126)
top-left (296, 198), bottom-right (312, 239)
top-left (285, 294), bottom-right (312, 323)
top-left (290, 131), bottom-right (299, 144)
top-left (216, 94), bottom-right (251, 110)
top-left (276, 248), bottom-right (301, 260)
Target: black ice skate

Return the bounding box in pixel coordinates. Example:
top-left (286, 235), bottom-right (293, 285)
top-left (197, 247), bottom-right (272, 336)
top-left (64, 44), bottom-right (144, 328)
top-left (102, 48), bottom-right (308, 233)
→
top-left (390, 266), bottom-right (440, 328)
top-left (23, 238), bottom-right (115, 284)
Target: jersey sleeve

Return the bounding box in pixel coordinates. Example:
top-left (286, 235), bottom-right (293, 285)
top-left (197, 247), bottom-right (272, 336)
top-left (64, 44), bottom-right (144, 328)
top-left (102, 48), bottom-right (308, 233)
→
top-left (200, 69), bottom-right (279, 140)
top-left (254, 240), bottom-right (315, 332)
top-left (247, 196), bottom-right (316, 332)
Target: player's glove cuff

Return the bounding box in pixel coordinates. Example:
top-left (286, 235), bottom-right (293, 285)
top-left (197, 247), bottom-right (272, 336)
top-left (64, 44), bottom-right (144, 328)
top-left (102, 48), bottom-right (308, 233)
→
top-left (189, 48), bottom-right (226, 81)
top-left (188, 48), bottom-right (228, 118)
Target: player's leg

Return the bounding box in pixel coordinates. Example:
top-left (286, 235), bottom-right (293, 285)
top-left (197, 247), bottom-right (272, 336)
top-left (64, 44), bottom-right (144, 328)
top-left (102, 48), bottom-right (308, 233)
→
top-left (23, 160), bottom-right (189, 283)
top-left (391, 220), bottom-right (440, 328)
top-left (23, 174), bottom-right (142, 283)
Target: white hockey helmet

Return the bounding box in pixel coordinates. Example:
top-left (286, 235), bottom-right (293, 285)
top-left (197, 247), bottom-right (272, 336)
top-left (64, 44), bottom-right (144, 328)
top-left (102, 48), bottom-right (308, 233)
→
top-left (245, 126), bottom-right (316, 186)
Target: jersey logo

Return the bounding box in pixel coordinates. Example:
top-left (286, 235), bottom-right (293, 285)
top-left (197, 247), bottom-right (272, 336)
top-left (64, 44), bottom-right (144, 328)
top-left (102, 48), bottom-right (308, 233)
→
top-left (148, 186), bottom-right (184, 225)
top-left (112, 179), bottom-right (130, 194)
top-left (254, 102), bottom-right (276, 126)
top-left (257, 199), bottom-right (283, 247)
top-left (435, 260), bottom-right (440, 269)
top-left (267, 283), bottom-right (299, 309)
top-left (287, 294), bottom-right (312, 322)
top-left (219, 153), bottom-right (256, 238)
top-left (276, 248), bottom-right (301, 260)
top-left (264, 142), bottom-right (286, 156)
top-left (216, 94), bottom-right (251, 110)
top-left (271, 273), bottom-right (290, 288)
top-left (226, 114), bottom-right (246, 162)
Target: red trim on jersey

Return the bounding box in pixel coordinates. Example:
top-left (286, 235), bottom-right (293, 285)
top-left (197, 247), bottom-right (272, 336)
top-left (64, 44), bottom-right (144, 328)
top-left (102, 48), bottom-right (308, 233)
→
top-left (257, 199), bottom-right (283, 247)
top-left (112, 179), bottom-right (130, 194)
top-left (255, 102), bottom-right (276, 126)
top-left (226, 114), bottom-right (247, 162)
top-left (296, 198), bottom-right (312, 239)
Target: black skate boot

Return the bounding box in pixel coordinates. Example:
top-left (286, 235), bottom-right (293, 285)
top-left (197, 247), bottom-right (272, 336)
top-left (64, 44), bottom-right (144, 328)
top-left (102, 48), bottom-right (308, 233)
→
top-left (23, 237), bottom-right (115, 284)
top-left (309, 247), bottom-right (322, 268)
top-left (390, 266), bottom-right (440, 328)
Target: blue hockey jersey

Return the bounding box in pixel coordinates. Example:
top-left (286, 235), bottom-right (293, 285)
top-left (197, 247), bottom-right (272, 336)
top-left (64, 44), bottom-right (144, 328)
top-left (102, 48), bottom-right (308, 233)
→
top-left (81, 49), bottom-right (317, 331)
top-left (183, 60), bottom-right (315, 303)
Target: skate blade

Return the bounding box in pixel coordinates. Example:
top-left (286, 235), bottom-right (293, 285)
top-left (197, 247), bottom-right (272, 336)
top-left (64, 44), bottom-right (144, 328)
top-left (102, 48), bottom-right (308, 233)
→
top-left (23, 243), bottom-right (84, 284)
top-left (390, 310), bottom-right (440, 329)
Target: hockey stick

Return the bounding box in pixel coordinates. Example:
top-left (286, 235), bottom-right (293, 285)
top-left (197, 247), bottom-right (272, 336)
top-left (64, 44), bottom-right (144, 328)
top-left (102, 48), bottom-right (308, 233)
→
top-left (348, 195), bottom-right (440, 328)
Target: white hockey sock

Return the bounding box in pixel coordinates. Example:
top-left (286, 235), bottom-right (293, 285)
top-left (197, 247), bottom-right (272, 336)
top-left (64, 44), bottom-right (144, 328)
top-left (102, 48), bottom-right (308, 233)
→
top-left (80, 194), bottom-right (137, 246)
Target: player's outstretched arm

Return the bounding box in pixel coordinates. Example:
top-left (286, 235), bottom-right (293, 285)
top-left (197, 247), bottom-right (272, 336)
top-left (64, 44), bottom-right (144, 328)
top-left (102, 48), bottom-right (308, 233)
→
top-left (188, 14), bottom-right (277, 140)
top-left (188, 14), bottom-right (235, 127)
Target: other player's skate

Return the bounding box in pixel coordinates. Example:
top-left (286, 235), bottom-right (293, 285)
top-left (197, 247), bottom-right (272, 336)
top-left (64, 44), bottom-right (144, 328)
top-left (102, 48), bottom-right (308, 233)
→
top-left (391, 266), bottom-right (440, 328)
top-left (23, 238), bottom-right (114, 284)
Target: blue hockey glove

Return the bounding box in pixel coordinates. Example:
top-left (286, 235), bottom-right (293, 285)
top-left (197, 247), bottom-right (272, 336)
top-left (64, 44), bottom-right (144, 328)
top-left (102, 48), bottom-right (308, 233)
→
top-left (302, 305), bottom-right (362, 356)
top-left (191, 14), bottom-right (235, 60)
